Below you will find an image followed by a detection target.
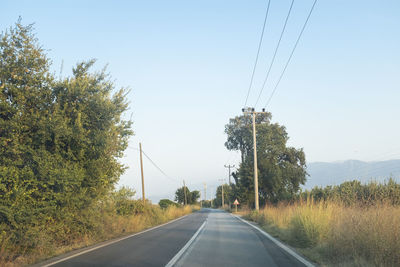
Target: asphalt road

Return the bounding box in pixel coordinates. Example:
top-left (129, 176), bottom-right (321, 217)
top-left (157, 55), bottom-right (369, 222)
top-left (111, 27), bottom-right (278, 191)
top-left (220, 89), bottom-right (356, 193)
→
top-left (37, 209), bottom-right (311, 267)
top-left (175, 209), bottom-right (307, 267)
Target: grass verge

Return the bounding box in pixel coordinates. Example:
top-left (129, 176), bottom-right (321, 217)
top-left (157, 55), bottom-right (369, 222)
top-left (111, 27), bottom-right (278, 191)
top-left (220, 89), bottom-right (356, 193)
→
top-left (243, 199), bottom-right (400, 266)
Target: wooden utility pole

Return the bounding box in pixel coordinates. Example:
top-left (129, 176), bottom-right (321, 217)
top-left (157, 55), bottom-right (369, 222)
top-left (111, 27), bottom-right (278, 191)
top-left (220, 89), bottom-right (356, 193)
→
top-left (224, 164), bottom-right (235, 185)
top-left (203, 183), bottom-right (207, 202)
top-left (251, 111), bottom-right (258, 211)
top-left (139, 142), bottom-right (145, 205)
top-left (183, 180), bottom-right (187, 205)
top-left (221, 183), bottom-right (224, 207)
top-left (242, 107), bottom-right (267, 211)
top-left (219, 179), bottom-right (225, 208)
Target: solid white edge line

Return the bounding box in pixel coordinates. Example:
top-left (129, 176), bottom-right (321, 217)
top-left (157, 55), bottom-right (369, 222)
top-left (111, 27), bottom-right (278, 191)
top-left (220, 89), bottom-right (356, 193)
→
top-left (41, 214), bottom-right (191, 267)
top-left (165, 220), bottom-right (207, 267)
top-left (233, 215), bottom-right (315, 267)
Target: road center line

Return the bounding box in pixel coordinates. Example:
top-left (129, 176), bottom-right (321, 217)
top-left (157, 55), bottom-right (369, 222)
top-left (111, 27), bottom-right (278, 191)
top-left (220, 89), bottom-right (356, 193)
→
top-left (165, 220), bottom-right (207, 267)
top-left (40, 214), bottom-right (191, 267)
top-left (233, 215), bottom-right (315, 267)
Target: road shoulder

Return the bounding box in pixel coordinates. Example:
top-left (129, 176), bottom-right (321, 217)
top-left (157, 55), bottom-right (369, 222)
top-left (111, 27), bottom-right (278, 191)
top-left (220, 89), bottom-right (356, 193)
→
top-left (232, 214), bottom-right (316, 267)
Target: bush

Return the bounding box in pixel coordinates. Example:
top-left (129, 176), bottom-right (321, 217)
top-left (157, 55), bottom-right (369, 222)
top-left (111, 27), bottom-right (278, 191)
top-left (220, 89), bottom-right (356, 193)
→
top-left (159, 199), bottom-right (180, 209)
top-left (303, 179), bottom-right (400, 206)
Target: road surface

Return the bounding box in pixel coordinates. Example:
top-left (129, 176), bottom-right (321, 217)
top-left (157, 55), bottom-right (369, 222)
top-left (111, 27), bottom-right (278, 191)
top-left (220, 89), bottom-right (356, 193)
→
top-left (37, 209), bottom-right (312, 267)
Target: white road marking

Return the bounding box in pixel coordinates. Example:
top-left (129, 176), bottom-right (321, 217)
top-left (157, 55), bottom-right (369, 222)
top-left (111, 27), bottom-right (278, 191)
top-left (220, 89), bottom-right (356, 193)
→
top-left (233, 215), bottom-right (315, 267)
top-left (41, 214), bottom-right (190, 267)
top-left (165, 220), bottom-right (207, 267)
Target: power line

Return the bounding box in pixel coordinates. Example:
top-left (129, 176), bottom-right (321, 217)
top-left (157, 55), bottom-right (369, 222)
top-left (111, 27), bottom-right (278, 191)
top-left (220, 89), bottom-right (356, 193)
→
top-left (254, 0), bottom-right (295, 108)
top-left (130, 147), bottom-right (179, 183)
top-left (141, 150), bottom-right (179, 183)
top-left (244, 0), bottom-right (271, 107)
top-left (264, 0), bottom-right (318, 109)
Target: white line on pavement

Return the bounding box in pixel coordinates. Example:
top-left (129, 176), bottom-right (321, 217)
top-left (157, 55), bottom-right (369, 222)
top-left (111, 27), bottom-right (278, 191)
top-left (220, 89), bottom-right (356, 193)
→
top-left (233, 215), bottom-right (315, 267)
top-left (165, 220), bottom-right (207, 267)
top-left (41, 214), bottom-right (191, 267)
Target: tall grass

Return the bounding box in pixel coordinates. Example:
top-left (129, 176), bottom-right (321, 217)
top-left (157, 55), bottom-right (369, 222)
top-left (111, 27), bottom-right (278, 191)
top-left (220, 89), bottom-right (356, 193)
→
top-left (245, 199), bottom-right (400, 266)
top-left (0, 204), bottom-right (196, 267)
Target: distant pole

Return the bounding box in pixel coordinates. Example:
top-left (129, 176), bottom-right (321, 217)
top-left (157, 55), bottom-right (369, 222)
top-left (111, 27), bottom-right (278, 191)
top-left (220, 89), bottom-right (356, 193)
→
top-left (200, 191), bottom-right (202, 208)
top-left (203, 182), bottom-right (207, 204)
top-left (224, 164), bottom-right (235, 209)
top-left (183, 180), bottom-right (187, 205)
top-left (224, 164), bottom-right (235, 185)
top-left (243, 107), bottom-right (267, 211)
top-left (219, 179), bottom-right (225, 208)
top-left (139, 142), bottom-right (145, 205)
top-left (222, 183), bottom-right (224, 207)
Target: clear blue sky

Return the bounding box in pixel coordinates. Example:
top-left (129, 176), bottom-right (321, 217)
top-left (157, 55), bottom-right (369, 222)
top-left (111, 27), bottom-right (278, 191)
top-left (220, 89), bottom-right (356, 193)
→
top-left (3, 0), bottom-right (400, 202)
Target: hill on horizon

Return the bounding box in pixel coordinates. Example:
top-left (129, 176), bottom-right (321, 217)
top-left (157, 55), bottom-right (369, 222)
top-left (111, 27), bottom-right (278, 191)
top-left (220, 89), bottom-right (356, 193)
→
top-left (305, 159), bottom-right (400, 189)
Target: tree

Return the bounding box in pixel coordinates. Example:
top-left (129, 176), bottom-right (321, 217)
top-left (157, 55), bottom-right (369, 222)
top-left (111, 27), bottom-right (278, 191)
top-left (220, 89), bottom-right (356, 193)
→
top-left (159, 199), bottom-right (180, 209)
top-left (225, 113), bottom-right (306, 205)
top-left (174, 186), bottom-right (200, 205)
top-left (213, 184), bottom-right (232, 207)
top-left (190, 190), bottom-right (200, 204)
top-left (0, 21), bottom-right (133, 243)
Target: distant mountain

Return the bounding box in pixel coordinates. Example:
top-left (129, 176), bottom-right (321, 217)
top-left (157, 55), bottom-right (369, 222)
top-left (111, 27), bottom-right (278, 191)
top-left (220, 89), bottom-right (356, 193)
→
top-left (305, 159), bottom-right (400, 189)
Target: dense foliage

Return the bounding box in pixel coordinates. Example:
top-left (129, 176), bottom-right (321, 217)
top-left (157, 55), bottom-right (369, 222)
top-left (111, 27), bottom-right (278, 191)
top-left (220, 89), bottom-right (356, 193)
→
top-left (213, 184), bottom-right (233, 207)
top-left (158, 199), bottom-right (180, 209)
top-left (224, 113), bottom-right (307, 206)
top-left (174, 186), bottom-right (200, 205)
top-left (0, 21), bottom-right (132, 257)
top-left (302, 178), bottom-right (400, 206)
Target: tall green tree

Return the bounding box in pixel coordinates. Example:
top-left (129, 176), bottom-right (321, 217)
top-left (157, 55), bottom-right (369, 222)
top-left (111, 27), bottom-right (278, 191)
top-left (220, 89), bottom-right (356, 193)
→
top-left (225, 113), bottom-right (306, 205)
top-left (0, 21), bottom-right (133, 243)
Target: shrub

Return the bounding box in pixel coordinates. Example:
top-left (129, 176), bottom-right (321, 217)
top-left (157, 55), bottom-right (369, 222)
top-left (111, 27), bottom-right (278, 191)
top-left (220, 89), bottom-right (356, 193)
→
top-left (159, 199), bottom-right (180, 209)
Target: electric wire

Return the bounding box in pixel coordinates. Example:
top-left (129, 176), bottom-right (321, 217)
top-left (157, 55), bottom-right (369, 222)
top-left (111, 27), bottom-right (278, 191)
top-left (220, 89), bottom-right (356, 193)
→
top-left (130, 147), bottom-right (179, 183)
top-left (254, 0), bottom-right (295, 107)
top-left (244, 0), bottom-right (271, 107)
top-left (264, 0), bottom-right (318, 109)
top-left (141, 150), bottom-right (179, 183)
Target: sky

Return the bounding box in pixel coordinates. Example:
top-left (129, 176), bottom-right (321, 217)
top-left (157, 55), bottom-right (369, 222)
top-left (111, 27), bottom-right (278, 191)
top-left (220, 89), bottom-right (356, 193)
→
top-left (2, 0), bottom-right (400, 202)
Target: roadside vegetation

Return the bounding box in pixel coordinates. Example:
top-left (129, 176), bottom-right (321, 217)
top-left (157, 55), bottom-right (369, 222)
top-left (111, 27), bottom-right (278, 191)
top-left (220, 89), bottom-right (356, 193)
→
top-left (0, 21), bottom-right (198, 266)
top-left (243, 180), bottom-right (400, 267)
top-left (0, 186), bottom-right (196, 266)
top-left (221, 113), bottom-right (400, 266)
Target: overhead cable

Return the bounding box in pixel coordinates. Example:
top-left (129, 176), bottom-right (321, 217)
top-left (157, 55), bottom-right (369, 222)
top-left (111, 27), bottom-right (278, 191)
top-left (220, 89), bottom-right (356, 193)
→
top-left (264, 0), bottom-right (318, 109)
top-left (244, 0), bottom-right (271, 107)
top-left (254, 0), bottom-right (295, 107)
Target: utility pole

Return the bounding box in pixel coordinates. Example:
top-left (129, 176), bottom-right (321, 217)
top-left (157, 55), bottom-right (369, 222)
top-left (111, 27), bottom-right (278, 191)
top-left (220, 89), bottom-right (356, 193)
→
top-left (203, 182), bottom-right (207, 204)
top-left (224, 164), bottom-right (235, 185)
top-left (209, 185), bottom-right (213, 208)
top-left (242, 107), bottom-right (267, 211)
top-left (139, 142), bottom-right (145, 205)
top-left (218, 179), bottom-right (225, 208)
top-left (183, 180), bottom-right (187, 205)
top-left (224, 164), bottom-right (235, 209)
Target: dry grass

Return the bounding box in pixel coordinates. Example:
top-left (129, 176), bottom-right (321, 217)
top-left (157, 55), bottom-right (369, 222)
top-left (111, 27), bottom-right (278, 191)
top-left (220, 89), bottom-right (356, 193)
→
top-left (245, 199), bottom-right (400, 266)
top-left (0, 205), bottom-right (196, 267)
